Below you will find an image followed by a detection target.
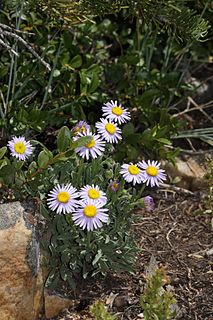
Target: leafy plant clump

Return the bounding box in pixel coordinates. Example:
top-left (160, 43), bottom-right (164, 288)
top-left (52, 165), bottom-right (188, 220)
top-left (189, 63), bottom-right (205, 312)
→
top-left (140, 268), bottom-right (177, 320)
top-left (0, 102), bottom-right (167, 288)
top-left (90, 300), bottom-right (117, 320)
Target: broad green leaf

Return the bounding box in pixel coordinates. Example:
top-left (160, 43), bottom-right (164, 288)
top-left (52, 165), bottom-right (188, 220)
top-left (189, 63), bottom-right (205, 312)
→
top-left (70, 54), bottom-right (82, 68)
top-left (37, 150), bottom-right (52, 167)
top-left (88, 73), bottom-right (99, 93)
top-left (57, 126), bottom-right (71, 152)
top-left (122, 122), bottom-right (135, 138)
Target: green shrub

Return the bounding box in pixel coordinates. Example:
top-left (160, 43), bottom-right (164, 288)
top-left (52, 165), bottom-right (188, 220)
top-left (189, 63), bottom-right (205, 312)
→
top-left (90, 300), bottom-right (117, 320)
top-left (140, 268), bottom-right (177, 320)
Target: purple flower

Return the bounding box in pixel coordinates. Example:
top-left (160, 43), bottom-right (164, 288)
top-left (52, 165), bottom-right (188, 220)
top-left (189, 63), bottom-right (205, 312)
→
top-left (143, 196), bottom-right (155, 212)
top-left (71, 121), bottom-right (91, 136)
top-left (108, 181), bottom-right (120, 192)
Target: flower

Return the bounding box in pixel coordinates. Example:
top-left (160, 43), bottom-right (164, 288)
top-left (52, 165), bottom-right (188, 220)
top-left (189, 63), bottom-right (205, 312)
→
top-left (47, 184), bottom-right (79, 214)
top-left (143, 196), bottom-right (155, 212)
top-left (72, 199), bottom-right (109, 231)
top-left (102, 100), bottom-right (131, 124)
top-left (95, 118), bottom-right (122, 143)
top-left (7, 136), bottom-right (33, 161)
top-left (108, 180), bottom-right (120, 192)
top-left (120, 163), bottom-right (144, 185)
top-left (71, 121), bottom-right (90, 136)
top-left (73, 129), bottom-right (105, 160)
top-left (139, 160), bottom-right (167, 187)
top-left (79, 184), bottom-right (107, 205)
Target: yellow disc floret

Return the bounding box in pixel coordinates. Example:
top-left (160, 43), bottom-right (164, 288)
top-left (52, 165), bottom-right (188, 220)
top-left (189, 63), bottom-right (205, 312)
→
top-left (112, 106), bottom-right (123, 116)
top-left (105, 123), bottom-right (116, 135)
top-left (74, 126), bottom-right (86, 135)
top-left (86, 139), bottom-right (95, 148)
top-left (84, 205), bottom-right (97, 217)
top-left (88, 189), bottom-right (100, 199)
top-left (57, 191), bottom-right (70, 203)
top-left (14, 142), bottom-right (27, 154)
top-left (146, 166), bottom-right (158, 177)
top-left (128, 164), bottom-right (140, 175)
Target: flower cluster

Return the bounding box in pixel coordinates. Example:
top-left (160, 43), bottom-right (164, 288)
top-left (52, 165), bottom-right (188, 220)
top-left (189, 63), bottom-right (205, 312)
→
top-left (6, 99), bottom-right (167, 234)
top-left (72, 100), bottom-right (130, 160)
top-left (120, 161), bottom-right (166, 187)
top-left (47, 183), bottom-right (109, 232)
top-left (71, 100), bottom-right (166, 188)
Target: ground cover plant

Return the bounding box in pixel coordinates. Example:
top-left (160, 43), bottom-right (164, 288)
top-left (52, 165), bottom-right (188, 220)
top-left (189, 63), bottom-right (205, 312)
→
top-left (0, 1), bottom-right (212, 319)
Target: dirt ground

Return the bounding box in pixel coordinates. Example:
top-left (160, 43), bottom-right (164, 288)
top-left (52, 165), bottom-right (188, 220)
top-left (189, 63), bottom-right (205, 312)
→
top-left (47, 190), bottom-right (213, 320)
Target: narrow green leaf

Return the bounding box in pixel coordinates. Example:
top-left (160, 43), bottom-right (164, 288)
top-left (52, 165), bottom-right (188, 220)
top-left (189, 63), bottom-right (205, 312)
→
top-left (0, 147), bottom-right (7, 160)
top-left (40, 202), bottom-right (50, 219)
top-left (92, 249), bottom-right (102, 266)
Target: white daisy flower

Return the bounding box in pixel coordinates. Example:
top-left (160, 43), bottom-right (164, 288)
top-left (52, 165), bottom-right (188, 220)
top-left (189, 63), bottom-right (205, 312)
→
top-left (47, 184), bottom-right (79, 214)
top-left (7, 136), bottom-right (33, 161)
top-left (73, 129), bottom-right (105, 160)
top-left (79, 184), bottom-right (107, 205)
top-left (95, 118), bottom-right (122, 144)
top-left (120, 163), bottom-right (144, 185)
top-left (139, 160), bottom-right (167, 187)
top-left (72, 199), bottom-right (109, 231)
top-left (102, 100), bottom-right (131, 124)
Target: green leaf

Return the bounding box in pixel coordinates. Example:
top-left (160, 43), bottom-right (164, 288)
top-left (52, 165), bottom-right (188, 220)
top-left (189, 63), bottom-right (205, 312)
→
top-left (88, 73), bottom-right (99, 93)
top-left (57, 126), bottom-right (71, 152)
top-left (122, 122), bottom-right (135, 138)
top-left (0, 164), bottom-right (16, 184)
top-left (0, 158), bottom-right (8, 170)
top-left (92, 249), bottom-right (102, 266)
top-left (40, 202), bottom-right (50, 219)
top-left (156, 138), bottom-right (171, 145)
top-left (37, 150), bottom-right (52, 168)
top-left (0, 147), bottom-right (7, 160)
top-left (70, 55), bottom-right (82, 68)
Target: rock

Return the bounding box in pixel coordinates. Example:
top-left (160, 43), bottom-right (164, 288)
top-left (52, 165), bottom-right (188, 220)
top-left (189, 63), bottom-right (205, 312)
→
top-left (163, 155), bottom-right (209, 190)
top-left (0, 201), bottom-right (44, 320)
top-left (44, 290), bottom-right (75, 319)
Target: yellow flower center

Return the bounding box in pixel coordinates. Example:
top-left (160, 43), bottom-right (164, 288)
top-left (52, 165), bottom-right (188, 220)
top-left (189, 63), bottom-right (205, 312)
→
top-left (88, 189), bottom-right (100, 199)
top-left (112, 106), bottom-right (123, 116)
top-left (113, 183), bottom-right (118, 189)
top-left (86, 138), bottom-right (95, 148)
top-left (57, 191), bottom-right (70, 203)
top-left (74, 126), bottom-right (86, 135)
top-left (84, 205), bottom-right (97, 218)
top-left (128, 164), bottom-right (140, 175)
top-left (146, 166), bottom-right (158, 176)
top-left (14, 142), bottom-right (26, 154)
top-left (105, 123), bottom-right (116, 135)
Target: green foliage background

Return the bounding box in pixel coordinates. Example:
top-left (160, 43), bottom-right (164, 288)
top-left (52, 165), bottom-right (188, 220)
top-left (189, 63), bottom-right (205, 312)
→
top-left (0, 0), bottom-right (212, 162)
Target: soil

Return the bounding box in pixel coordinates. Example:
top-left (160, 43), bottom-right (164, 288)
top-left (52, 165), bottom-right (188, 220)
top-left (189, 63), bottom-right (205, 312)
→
top-left (46, 190), bottom-right (213, 320)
